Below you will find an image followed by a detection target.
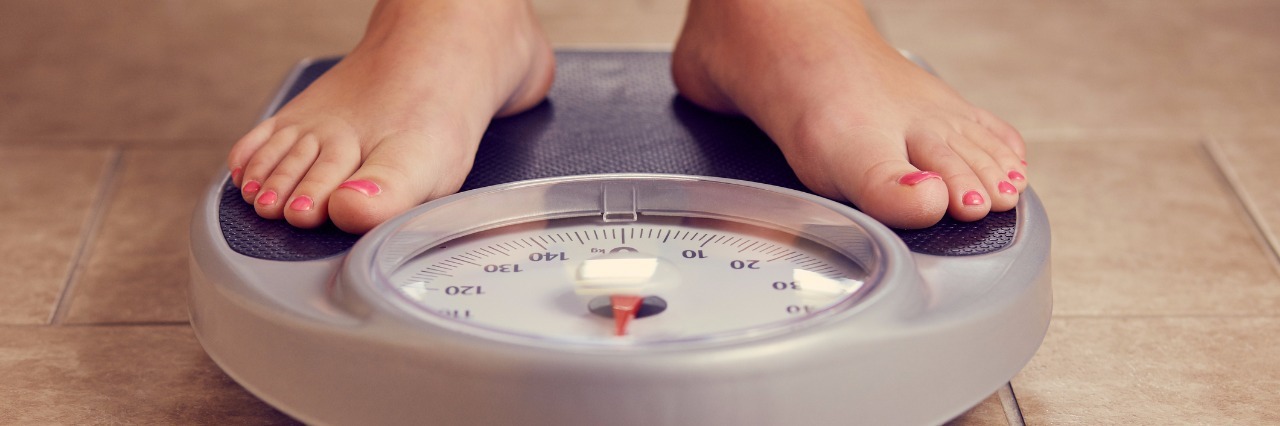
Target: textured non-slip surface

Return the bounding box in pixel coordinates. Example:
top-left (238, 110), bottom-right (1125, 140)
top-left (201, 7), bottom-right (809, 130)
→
top-left (219, 52), bottom-right (1017, 261)
top-left (218, 179), bottom-right (359, 261)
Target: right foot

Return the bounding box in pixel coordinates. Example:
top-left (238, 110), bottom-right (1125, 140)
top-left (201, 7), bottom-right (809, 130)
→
top-left (227, 0), bottom-right (555, 233)
top-left (671, 0), bottom-right (1027, 229)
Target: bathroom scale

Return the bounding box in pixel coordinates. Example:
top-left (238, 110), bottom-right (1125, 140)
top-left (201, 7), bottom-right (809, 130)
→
top-left (189, 51), bottom-right (1051, 425)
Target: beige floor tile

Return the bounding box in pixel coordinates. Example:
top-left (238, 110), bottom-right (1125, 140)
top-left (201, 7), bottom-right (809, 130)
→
top-left (1179, 2), bottom-right (1280, 132)
top-left (5, 0), bottom-right (1275, 145)
top-left (0, 148), bottom-right (112, 324)
top-left (1028, 136), bottom-right (1280, 315)
top-left (1213, 133), bottom-right (1280, 265)
top-left (61, 148), bottom-right (225, 324)
top-left (0, 325), bottom-right (295, 424)
top-left (866, 0), bottom-right (1096, 12)
top-left (533, 0), bottom-right (687, 47)
top-left (0, 0), bottom-right (691, 147)
top-left (1014, 317), bottom-right (1280, 425)
top-left (875, 0), bottom-right (1280, 135)
top-left (0, 0), bottom-right (368, 146)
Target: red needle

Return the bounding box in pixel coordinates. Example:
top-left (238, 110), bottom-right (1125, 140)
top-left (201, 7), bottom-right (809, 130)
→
top-left (610, 295), bottom-right (644, 336)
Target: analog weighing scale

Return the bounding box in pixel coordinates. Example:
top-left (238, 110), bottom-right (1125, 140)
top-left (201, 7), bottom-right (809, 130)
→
top-left (189, 52), bottom-right (1051, 425)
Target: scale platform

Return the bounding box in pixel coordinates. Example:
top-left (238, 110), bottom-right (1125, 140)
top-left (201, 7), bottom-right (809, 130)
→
top-left (190, 51), bottom-right (1051, 425)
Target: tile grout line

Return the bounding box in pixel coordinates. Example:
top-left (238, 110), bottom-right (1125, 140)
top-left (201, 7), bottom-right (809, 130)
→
top-left (1201, 138), bottom-right (1280, 275)
top-left (47, 148), bottom-right (124, 325)
top-left (3, 321), bottom-right (190, 329)
top-left (999, 382), bottom-right (1027, 426)
top-left (65, 321), bottom-right (191, 327)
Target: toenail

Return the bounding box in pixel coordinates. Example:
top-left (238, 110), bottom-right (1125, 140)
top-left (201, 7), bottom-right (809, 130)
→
top-left (257, 190), bottom-right (278, 206)
top-left (231, 167), bottom-right (243, 182)
top-left (242, 180), bottom-right (261, 195)
top-left (1008, 170), bottom-right (1026, 181)
top-left (339, 179), bottom-right (382, 197)
top-left (289, 195), bottom-right (313, 211)
top-left (898, 171), bottom-right (942, 186)
top-left (963, 191), bottom-right (985, 206)
top-left (999, 181), bottom-right (1018, 195)
top-left (1021, 159), bottom-right (1028, 166)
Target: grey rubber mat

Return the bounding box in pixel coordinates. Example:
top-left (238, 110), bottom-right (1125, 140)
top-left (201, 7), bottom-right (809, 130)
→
top-left (220, 52), bottom-right (1017, 261)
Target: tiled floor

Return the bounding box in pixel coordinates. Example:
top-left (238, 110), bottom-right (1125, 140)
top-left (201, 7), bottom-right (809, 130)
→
top-left (2, 0), bottom-right (1278, 424)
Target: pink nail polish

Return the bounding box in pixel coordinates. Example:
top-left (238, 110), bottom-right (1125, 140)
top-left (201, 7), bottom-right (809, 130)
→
top-left (339, 179), bottom-right (381, 197)
top-left (963, 191), bottom-right (984, 206)
top-left (242, 180), bottom-right (261, 195)
top-left (289, 195), bottom-right (313, 211)
top-left (257, 190), bottom-right (278, 206)
top-left (999, 181), bottom-right (1018, 194)
top-left (1008, 171), bottom-right (1026, 181)
top-left (1021, 159), bottom-right (1028, 166)
top-left (898, 171), bottom-right (942, 186)
top-left (231, 167), bottom-right (243, 182)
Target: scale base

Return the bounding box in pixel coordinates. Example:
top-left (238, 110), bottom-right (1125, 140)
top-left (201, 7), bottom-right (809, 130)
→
top-left (189, 52), bottom-right (1051, 425)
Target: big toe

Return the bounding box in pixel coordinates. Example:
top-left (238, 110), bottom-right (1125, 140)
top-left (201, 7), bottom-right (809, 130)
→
top-left (328, 132), bottom-right (469, 234)
top-left (842, 162), bottom-right (950, 230)
top-left (806, 132), bottom-right (950, 229)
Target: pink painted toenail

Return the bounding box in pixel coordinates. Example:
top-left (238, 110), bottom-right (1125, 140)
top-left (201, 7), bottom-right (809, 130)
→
top-left (1021, 160), bottom-right (1028, 166)
top-left (1008, 170), bottom-right (1026, 181)
top-left (257, 190), bottom-right (278, 206)
top-left (339, 179), bottom-right (381, 197)
top-left (242, 180), bottom-right (261, 195)
top-left (898, 171), bottom-right (942, 186)
top-left (231, 167), bottom-right (243, 182)
top-left (999, 181), bottom-right (1018, 194)
top-left (963, 191), bottom-right (984, 206)
top-left (289, 195), bottom-right (313, 211)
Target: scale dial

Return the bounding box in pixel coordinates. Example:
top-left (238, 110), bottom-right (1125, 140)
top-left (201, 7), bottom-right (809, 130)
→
top-left (364, 175), bottom-right (888, 348)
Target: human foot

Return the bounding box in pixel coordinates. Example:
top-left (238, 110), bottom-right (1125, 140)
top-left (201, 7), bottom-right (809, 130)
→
top-left (672, 0), bottom-right (1027, 229)
top-left (227, 0), bottom-right (554, 233)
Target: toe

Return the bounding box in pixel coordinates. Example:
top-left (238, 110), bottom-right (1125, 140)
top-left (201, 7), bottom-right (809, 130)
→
top-left (239, 125), bottom-right (300, 203)
top-left (959, 121), bottom-right (1026, 211)
top-left (282, 135), bottom-right (361, 229)
top-left (227, 117), bottom-right (277, 187)
top-left (905, 128), bottom-right (992, 222)
top-left (329, 131), bottom-right (469, 234)
top-left (974, 108), bottom-right (1027, 160)
top-left (972, 109), bottom-right (1034, 191)
top-left (255, 133), bottom-right (321, 220)
top-left (812, 129), bottom-right (949, 229)
top-left (951, 140), bottom-right (1016, 213)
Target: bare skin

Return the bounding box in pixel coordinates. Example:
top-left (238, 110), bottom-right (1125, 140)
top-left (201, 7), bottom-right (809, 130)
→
top-left (228, 0), bottom-right (1026, 233)
top-left (674, 0), bottom-right (1027, 229)
top-left (227, 0), bottom-right (554, 233)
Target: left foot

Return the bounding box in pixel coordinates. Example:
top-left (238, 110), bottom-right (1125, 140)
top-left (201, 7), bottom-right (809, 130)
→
top-left (673, 0), bottom-right (1027, 229)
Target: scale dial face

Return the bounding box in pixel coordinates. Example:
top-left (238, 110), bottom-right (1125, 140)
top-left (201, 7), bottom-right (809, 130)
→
top-left (365, 176), bottom-right (887, 348)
